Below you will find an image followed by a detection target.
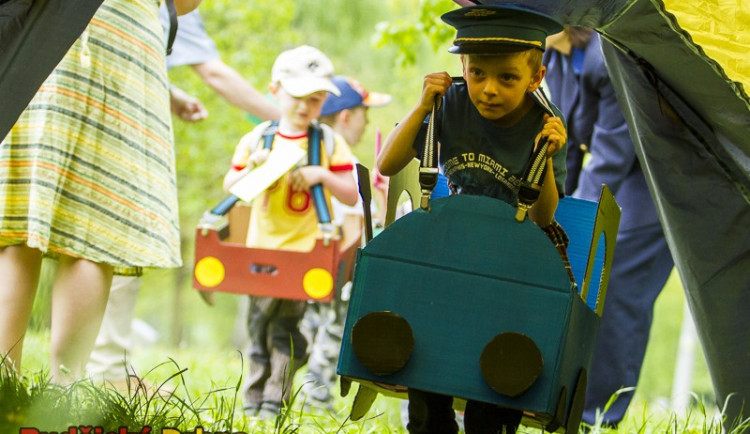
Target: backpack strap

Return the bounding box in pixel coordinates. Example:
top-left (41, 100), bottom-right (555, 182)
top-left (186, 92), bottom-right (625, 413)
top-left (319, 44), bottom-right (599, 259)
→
top-left (307, 122), bottom-right (333, 227)
top-left (262, 120), bottom-right (279, 150)
top-left (209, 121), bottom-right (278, 216)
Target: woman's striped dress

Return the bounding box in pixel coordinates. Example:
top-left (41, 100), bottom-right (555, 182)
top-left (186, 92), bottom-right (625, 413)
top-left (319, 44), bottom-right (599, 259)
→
top-left (0, 0), bottom-right (181, 274)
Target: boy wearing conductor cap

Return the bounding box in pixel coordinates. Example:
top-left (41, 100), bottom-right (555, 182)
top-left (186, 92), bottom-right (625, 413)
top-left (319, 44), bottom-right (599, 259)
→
top-left (377, 5), bottom-right (569, 433)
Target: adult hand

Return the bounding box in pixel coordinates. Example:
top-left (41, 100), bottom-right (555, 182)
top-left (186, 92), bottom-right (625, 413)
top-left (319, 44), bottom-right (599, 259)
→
top-left (169, 86), bottom-right (208, 122)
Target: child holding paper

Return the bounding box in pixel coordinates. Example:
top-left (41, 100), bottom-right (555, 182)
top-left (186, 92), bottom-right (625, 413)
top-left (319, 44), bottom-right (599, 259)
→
top-left (222, 45), bottom-right (358, 419)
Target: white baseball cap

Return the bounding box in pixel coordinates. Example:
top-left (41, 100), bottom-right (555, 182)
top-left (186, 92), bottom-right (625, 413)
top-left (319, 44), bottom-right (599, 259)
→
top-left (271, 45), bottom-right (341, 97)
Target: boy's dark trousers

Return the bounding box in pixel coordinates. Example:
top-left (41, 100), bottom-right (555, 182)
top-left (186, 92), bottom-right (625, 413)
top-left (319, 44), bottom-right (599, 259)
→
top-left (243, 295), bottom-right (308, 410)
top-left (407, 389), bottom-right (522, 434)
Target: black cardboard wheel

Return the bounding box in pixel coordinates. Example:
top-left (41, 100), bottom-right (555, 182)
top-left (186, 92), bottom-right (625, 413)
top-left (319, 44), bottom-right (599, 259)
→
top-left (480, 332), bottom-right (543, 397)
top-left (351, 311), bottom-right (414, 376)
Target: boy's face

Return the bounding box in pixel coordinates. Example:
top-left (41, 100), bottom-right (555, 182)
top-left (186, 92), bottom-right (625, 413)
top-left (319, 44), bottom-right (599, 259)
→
top-left (272, 85), bottom-right (328, 131)
top-left (338, 106), bottom-right (369, 147)
top-left (461, 52), bottom-right (545, 124)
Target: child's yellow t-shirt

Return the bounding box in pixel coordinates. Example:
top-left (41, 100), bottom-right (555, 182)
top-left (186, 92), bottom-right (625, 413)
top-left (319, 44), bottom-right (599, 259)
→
top-left (230, 126), bottom-right (354, 252)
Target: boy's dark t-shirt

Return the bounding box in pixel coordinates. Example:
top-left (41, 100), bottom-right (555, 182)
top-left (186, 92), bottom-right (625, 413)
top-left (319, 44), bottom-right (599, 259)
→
top-left (413, 83), bottom-right (568, 205)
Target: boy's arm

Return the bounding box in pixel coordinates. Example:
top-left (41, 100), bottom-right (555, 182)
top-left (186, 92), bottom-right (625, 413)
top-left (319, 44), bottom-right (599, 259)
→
top-left (377, 72), bottom-right (452, 176)
top-left (222, 126), bottom-right (271, 192)
top-left (289, 167), bottom-right (358, 206)
top-left (529, 114), bottom-right (566, 226)
top-left (222, 148), bottom-right (270, 191)
top-left (377, 105), bottom-right (425, 176)
top-left (528, 158), bottom-right (559, 226)
top-left (223, 167), bottom-right (247, 192)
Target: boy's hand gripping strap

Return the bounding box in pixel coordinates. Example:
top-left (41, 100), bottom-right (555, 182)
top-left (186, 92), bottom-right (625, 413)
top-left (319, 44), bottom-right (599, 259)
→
top-left (419, 95), bottom-right (441, 210)
top-left (515, 88), bottom-right (556, 222)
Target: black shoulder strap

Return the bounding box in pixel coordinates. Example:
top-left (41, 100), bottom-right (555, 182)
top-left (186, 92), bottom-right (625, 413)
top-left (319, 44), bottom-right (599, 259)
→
top-left (165, 0), bottom-right (178, 55)
top-left (516, 89), bottom-right (557, 222)
top-left (418, 77), bottom-right (467, 211)
top-left (418, 95), bottom-right (441, 211)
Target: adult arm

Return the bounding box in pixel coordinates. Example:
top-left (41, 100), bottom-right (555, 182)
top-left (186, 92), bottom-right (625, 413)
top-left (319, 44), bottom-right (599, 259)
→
top-left (192, 59), bottom-right (281, 121)
top-left (170, 85), bottom-right (208, 122)
top-left (572, 36), bottom-right (638, 200)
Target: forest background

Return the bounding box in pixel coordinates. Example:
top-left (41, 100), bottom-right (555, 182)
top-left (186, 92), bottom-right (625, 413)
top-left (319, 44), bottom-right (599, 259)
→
top-left (28, 0), bottom-right (713, 414)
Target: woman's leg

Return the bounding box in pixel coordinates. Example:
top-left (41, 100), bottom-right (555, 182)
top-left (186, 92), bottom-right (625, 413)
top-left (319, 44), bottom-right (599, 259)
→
top-left (49, 255), bottom-right (112, 383)
top-left (0, 245), bottom-right (43, 371)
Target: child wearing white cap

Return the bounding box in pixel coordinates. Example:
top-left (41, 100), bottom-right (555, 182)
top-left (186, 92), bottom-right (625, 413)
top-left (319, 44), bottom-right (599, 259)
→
top-left (222, 45), bottom-right (358, 419)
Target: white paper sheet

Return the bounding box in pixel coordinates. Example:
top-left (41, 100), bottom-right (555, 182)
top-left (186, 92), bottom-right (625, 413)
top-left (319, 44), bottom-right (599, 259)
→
top-left (229, 143), bottom-right (307, 202)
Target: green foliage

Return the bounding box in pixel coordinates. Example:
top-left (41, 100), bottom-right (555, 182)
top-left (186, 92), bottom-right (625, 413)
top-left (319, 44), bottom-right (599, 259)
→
top-left (373, 0), bottom-right (457, 67)
top-left (29, 260), bottom-right (56, 331)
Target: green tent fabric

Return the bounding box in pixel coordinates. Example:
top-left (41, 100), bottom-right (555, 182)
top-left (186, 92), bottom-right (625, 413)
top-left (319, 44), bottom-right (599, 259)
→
top-left (0, 0), bottom-right (104, 140)
top-left (484, 0), bottom-right (749, 428)
top-left (598, 1), bottom-right (750, 427)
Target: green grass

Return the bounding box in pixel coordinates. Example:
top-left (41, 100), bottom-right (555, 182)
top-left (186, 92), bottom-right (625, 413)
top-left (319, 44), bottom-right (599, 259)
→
top-left (635, 270), bottom-right (713, 407)
top-left (2, 339), bottom-right (746, 433)
top-left (3, 333), bottom-right (405, 432)
top-left (4, 269), bottom-right (745, 433)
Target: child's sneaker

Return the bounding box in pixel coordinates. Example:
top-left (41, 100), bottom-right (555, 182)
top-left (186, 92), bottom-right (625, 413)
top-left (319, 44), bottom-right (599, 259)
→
top-left (258, 401), bottom-right (281, 420)
top-left (243, 403), bottom-right (261, 417)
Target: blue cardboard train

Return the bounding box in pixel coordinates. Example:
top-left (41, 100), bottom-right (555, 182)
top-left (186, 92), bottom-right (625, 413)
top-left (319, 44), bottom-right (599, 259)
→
top-left (337, 160), bottom-right (621, 433)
